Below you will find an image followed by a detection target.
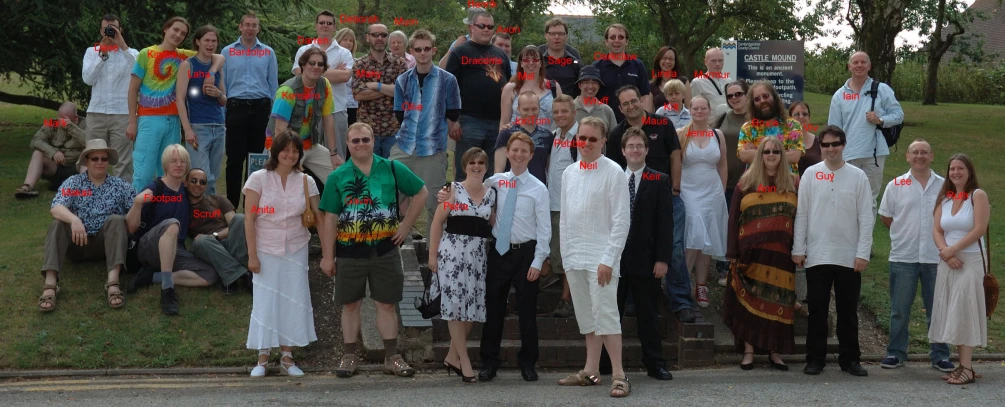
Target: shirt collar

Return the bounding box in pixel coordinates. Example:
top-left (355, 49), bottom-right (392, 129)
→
top-left (841, 76), bottom-right (874, 93)
top-left (625, 166), bottom-right (645, 179)
top-left (554, 122), bottom-right (578, 139)
top-left (231, 37), bottom-right (264, 49)
top-left (903, 169), bottom-right (942, 190)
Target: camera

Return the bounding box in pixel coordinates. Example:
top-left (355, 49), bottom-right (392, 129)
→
top-left (104, 26), bottom-right (116, 37)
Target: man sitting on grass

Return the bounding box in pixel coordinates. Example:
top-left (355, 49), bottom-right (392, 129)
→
top-left (16, 102), bottom-right (87, 199)
top-left (185, 168), bottom-right (253, 295)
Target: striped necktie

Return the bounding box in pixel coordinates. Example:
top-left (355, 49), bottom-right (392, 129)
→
top-left (495, 176), bottom-right (519, 255)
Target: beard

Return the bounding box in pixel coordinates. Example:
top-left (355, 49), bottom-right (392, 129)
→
top-left (752, 101), bottom-right (780, 121)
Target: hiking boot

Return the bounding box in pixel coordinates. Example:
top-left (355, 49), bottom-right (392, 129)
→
top-left (553, 300), bottom-right (574, 318)
top-left (335, 354), bottom-right (358, 378)
top-left (384, 354), bottom-right (415, 377)
top-left (160, 288), bottom-right (179, 316)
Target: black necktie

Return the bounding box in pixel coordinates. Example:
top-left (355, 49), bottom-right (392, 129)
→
top-left (629, 172), bottom-right (636, 215)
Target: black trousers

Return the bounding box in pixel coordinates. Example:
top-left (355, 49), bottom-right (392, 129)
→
top-left (617, 274), bottom-right (666, 370)
top-left (806, 264), bottom-right (862, 366)
top-left (480, 242), bottom-right (539, 369)
top-left (225, 98), bottom-right (270, 208)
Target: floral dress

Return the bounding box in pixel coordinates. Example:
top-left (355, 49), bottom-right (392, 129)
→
top-left (430, 183), bottom-right (496, 322)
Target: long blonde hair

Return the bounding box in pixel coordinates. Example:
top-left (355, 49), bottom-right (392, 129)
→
top-left (677, 95), bottom-right (713, 160)
top-left (737, 137), bottom-right (796, 194)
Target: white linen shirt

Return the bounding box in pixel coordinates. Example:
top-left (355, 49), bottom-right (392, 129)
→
top-left (486, 171), bottom-right (551, 269)
top-left (690, 76), bottom-right (728, 113)
top-left (793, 161), bottom-right (875, 268)
top-left (560, 156), bottom-right (631, 276)
top-left (878, 170), bottom-right (944, 264)
top-left (547, 122), bottom-right (578, 211)
top-left (82, 46), bottom-right (139, 114)
top-left (292, 43), bottom-right (354, 113)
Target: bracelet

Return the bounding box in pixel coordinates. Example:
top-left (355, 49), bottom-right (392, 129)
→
top-left (330, 152), bottom-right (337, 156)
top-left (377, 82), bottom-right (382, 92)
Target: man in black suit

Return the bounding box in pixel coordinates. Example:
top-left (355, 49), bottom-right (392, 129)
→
top-left (618, 126), bottom-right (673, 380)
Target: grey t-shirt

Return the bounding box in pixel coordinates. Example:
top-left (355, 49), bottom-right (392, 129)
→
top-left (548, 123), bottom-right (578, 211)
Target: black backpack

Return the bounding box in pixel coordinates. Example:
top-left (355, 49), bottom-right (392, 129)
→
top-left (869, 81), bottom-right (904, 148)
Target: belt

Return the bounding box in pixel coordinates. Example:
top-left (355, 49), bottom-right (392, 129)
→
top-left (507, 241), bottom-right (535, 250)
top-left (228, 98), bottom-right (270, 106)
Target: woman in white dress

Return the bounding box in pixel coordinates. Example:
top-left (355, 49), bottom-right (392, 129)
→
top-left (243, 130), bottom-right (323, 378)
top-left (929, 154), bottom-right (989, 385)
top-left (428, 148), bottom-right (496, 383)
top-left (678, 96), bottom-right (728, 308)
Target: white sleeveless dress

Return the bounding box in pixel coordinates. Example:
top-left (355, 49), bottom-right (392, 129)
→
top-left (929, 193), bottom-right (988, 347)
top-left (680, 138), bottom-right (728, 256)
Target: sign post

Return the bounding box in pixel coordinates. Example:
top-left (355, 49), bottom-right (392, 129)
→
top-left (723, 40), bottom-right (804, 105)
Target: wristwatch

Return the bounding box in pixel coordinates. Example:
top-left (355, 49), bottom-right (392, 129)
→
top-left (213, 232), bottom-right (220, 239)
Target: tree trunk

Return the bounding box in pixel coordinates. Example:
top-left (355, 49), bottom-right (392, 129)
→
top-left (921, 0), bottom-right (963, 105)
top-left (922, 54), bottom-right (940, 105)
top-left (855, 2), bottom-right (906, 84)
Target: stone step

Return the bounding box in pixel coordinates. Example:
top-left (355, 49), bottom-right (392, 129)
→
top-left (432, 314), bottom-right (670, 342)
top-left (433, 339), bottom-right (680, 368)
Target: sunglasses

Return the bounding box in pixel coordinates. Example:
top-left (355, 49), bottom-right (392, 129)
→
top-left (607, 35), bottom-right (626, 40)
top-left (762, 149), bottom-right (782, 155)
top-left (726, 92), bottom-right (745, 100)
top-left (412, 46), bottom-right (432, 53)
top-left (188, 178), bottom-right (208, 185)
top-left (306, 60), bottom-right (326, 67)
top-left (473, 23), bottom-right (495, 30)
top-left (752, 94), bottom-right (772, 103)
top-left (369, 32), bottom-right (389, 38)
top-left (577, 136), bottom-right (599, 143)
top-left (820, 141), bottom-right (843, 148)
top-left (317, 21), bottom-right (335, 26)
top-left (521, 57), bottom-right (540, 63)
top-left (88, 156), bottom-right (110, 162)
top-left (350, 137), bottom-right (372, 144)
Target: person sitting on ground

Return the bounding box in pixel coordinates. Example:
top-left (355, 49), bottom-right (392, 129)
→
top-left (16, 102), bottom-right (87, 199)
top-left (38, 139), bottom-right (135, 312)
top-left (185, 168), bottom-right (251, 295)
top-left (126, 144), bottom-right (217, 316)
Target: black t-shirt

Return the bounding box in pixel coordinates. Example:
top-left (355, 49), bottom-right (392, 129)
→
top-left (445, 41), bottom-right (511, 120)
top-left (592, 58), bottom-right (651, 123)
top-left (606, 112), bottom-right (681, 184)
top-left (538, 45), bottom-right (582, 99)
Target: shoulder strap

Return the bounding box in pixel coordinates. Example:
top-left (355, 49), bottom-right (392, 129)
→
top-left (869, 80), bottom-right (880, 110)
top-left (714, 112), bottom-right (727, 129)
top-left (390, 159), bottom-right (400, 220)
top-left (302, 174), bottom-right (310, 203)
top-left (970, 191), bottom-right (991, 275)
top-left (550, 80), bottom-right (557, 98)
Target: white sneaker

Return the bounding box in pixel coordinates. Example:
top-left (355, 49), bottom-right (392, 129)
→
top-left (251, 361), bottom-right (268, 378)
top-left (717, 277), bottom-right (727, 287)
top-left (281, 360), bottom-right (305, 377)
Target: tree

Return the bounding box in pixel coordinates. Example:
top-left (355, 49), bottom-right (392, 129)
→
top-left (920, 0), bottom-right (968, 105)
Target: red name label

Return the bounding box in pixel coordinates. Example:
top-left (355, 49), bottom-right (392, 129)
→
top-left (516, 72), bottom-right (534, 81)
top-left (554, 138), bottom-right (585, 148)
top-left (496, 26), bottom-right (520, 34)
top-left (662, 103), bottom-right (680, 111)
top-left (93, 43), bottom-right (119, 52)
top-left (460, 56), bottom-right (503, 65)
top-left (843, 92), bottom-right (859, 100)
top-left (498, 179), bottom-right (516, 188)
top-left (345, 197), bottom-right (372, 205)
top-left (468, 1), bottom-right (497, 8)
top-left (642, 172), bottom-right (661, 181)
top-left (355, 69), bottom-right (382, 79)
top-left (514, 116), bottom-right (550, 126)
top-left (62, 188), bottom-right (92, 196)
top-left (44, 119), bottom-right (68, 127)
top-left (193, 209), bottom-right (221, 218)
top-left (694, 71), bottom-right (730, 79)
top-left (757, 184), bottom-right (776, 192)
top-left (580, 161), bottom-right (598, 169)
top-left (394, 17), bottom-right (418, 26)
top-left (815, 173), bottom-right (834, 182)
top-left (250, 205), bottom-right (275, 214)
top-left (547, 56), bottom-right (574, 66)
top-left (189, 70), bottom-right (211, 78)
top-left (894, 177), bottom-right (912, 186)
top-left (651, 70), bottom-right (678, 79)
top-left (340, 15), bottom-right (380, 23)
top-left (642, 116), bottom-right (668, 126)
top-left (144, 194), bottom-right (183, 202)
top-left (804, 123), bottom-right (819, 132)
top-left (947, 191), bottom-right (969, 200)
top-left (594, 52), bottom-right (637, 61)
top-left (228, 48), bottom-right (271, 57)
top-left (402, 102), bottom-right (422, 111)
top-left (751, 119), bottom-right (780, 126)
top-left (443, 202), bottom-right (469, 211)
top-left (687, 130), bottom-right (715, 137)
top-left (281, 91), bottom-right (321, 101)
top-left (583, 96), bottom-right (608, 105)
top-left (298, 36), bottom-right (330, 45)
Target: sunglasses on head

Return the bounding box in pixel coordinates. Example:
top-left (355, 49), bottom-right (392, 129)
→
top-left (412, 46), bottom-right (432, 53)
top-left (88, 156), bottom-right (109, 162)
top-left (762, 149), bottom-right (782, 155)
top-left (726, 92), bottom-right (745, 100)
top-left (189, 178), bottom-right (208, 185)
top-left (577, 136), bottom-right (599, 143)
top-left (820, 141), bottom-right (843, 148)
top-left (350, 137), bottom-right (372, 144)
top-left (369, 32), bottom-right (388, 38)
top-left (473, 23), bottom-right (495, 30)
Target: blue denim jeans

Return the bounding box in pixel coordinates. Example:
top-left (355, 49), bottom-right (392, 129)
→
top-left (887, 262), bottom-right (949, 363)
top-left (373, 135), bottom-right (397, 159)
top-left (454, 115), bottom-right (498, 182)
top-left (187, 124), bottom-right (226, 196)
top-left (664, 195), bottom-right (694, 311)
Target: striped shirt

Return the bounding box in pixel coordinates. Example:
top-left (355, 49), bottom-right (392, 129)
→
top-left (393, 66), bottom-right (461, 156)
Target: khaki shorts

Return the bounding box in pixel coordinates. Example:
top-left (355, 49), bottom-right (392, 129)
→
top-left (335, 248), bottom-right (404, 305)
top-left (549, 211), bottom-right (565, 274)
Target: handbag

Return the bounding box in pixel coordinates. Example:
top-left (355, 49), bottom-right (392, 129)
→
top-left (301, 174), bottom-right (316, 228)
top-left (414, 265), bottom-right (441, 319)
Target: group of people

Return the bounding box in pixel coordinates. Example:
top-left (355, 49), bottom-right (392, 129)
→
top-left (24, 4), bottom-right (990, 397)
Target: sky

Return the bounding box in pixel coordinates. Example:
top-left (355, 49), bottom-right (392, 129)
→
top-left (547, 0), bottom-right (978, 50)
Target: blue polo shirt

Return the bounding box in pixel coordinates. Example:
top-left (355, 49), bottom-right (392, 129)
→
top-left (222, 37), bottom-right (279, 100)
top-left (592, 58), bottom-right (651, 123)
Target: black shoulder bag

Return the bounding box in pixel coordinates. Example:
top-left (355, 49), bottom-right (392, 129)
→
top-left (869, 80), bottom-right (904, 148)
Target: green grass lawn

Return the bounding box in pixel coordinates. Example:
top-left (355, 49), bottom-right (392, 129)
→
top-left (1, 87), bottom-right (1002, 370)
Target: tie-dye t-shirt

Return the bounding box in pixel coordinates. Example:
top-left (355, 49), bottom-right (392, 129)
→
top-left (738, 117), bottom-right (805, 173)
top-left (265, 79), bottom-right (334, 151)
top-left (132, 45), bottom-right (197, 116)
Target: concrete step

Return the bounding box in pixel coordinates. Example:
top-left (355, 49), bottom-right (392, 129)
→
top-left (432, 314), bottom-right (670, 342)
top-left (432, 339), bottom-right (679, 368)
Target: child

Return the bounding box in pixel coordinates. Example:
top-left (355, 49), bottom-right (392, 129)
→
top-left (655, 79), bottom-right (691, 129)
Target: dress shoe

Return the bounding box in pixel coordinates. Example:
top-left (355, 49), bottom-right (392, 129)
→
top-left (675, 308), bottom-right (696, 323)
top-left (803, 363), bottom-right (824, 375)
top-left (841, 363), bottom-right (869, 377)
top-left (647, 367), bottom-right (673, 380)
top-left (520, 366), bottom-right (538, 381)
top-left (478, 366), bottom-right (497, 382)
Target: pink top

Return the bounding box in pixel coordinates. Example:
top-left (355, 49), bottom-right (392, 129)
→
top-left (243, 169), bottom-right (319, 257)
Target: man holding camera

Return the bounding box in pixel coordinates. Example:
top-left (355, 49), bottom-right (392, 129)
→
top-left (82, 14), bottom-right (139, 182)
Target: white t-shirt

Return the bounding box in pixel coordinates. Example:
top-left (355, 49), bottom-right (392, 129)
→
top-left (793, 161), bottom-right (875, 268)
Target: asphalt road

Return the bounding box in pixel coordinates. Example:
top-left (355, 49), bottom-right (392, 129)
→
top-left (2, 362), bottom-right (1003, 406)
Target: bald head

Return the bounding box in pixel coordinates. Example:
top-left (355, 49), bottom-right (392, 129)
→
top-left (705, 48), bottom-right (724, 72)
top-left (847, 51), bottom-right (872, 79)
top-left (57, 102), bottom-right (79, 123)
top-left (849, 51), bottom-right (871, 64)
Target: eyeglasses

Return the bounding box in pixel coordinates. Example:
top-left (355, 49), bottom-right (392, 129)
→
top-left (189, 178), bottom-right (208, 185)
top-left (752, 94), bottom-right (772, 103)
top-left (660, 56), bottom-right (675, 62)
top-left (412, 46), bottom-right (433, 53)
top-left (762, 149), bottom-right (782, 155)
top-left (545, 31), bottom-right (567, 37)
top-left (577, 136), bottom-right (600, 143)
top-left (369, 32), bottom-right (389, 38)
top-left (820, 141), bottom-right (843, 148)
top-left (625, 145), bottom-right (646, 151)
top-left (306, 60), bottom-right (325, 67)
top-left (350, 137), bottom-right (372, 144)
top-left (317, 21), bottom-right (335, 26)
top-left (88, 156), bottom-right (109, 162)
top-left (620, 99), bottom-right (640, 108)
top-left (473, 23), bottom-right (495, 30)
top-left (521, 57), bottom-right (540, 63)
top-left (726, 92), bottom-right (745, 100)
top-left (607, 35), bottom-right (626, 40)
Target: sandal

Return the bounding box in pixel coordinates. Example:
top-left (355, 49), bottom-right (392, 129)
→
top-left (558, 370), bottom-right (601, 386)
top-left (38, 284), bottom-right (59, 312)
top-left (946, 366), bottom-right (976, 385)
top-left (105, 280), bottom-right (125, 309)
top-left (610, 376), bottom-right (631, 398)
top-left (942, 366), bottom-right (982, 381)
top-left (15, 184), bottom-right (38, 199)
